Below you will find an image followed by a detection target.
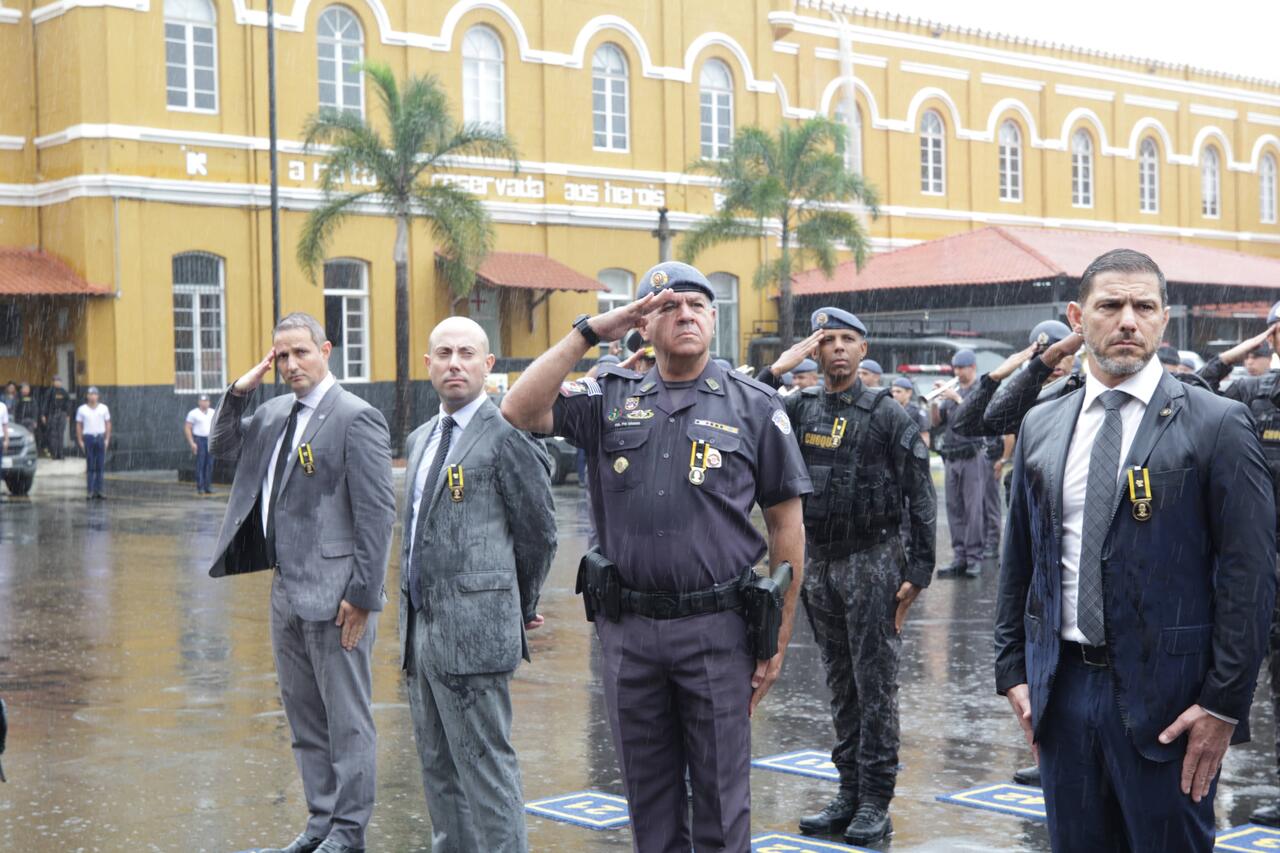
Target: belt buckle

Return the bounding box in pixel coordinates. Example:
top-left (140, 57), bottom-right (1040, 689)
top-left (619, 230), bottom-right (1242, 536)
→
top-left (649, 592), bottom-right (680, 619)
top-left (1079, 643), bottom-right (1108, 667)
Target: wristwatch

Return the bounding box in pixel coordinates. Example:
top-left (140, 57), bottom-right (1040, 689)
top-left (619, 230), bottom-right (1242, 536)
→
top-left (573, 314), bottom-right (600, 347)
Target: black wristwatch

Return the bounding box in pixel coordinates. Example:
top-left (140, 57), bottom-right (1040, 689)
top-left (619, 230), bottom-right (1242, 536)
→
top-left (573, 314), bottom-right (600, 347)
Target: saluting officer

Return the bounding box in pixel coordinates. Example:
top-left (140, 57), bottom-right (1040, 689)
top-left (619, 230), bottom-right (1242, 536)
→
top-left (762, 308), bottom-right (936, 845)
top-left (502, 261), bottom-right (810, 853)
top-left (931, 350), bottom-right (987, 577)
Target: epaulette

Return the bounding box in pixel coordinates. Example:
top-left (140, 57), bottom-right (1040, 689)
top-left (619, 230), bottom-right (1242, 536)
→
top-left (800, 385), bottom-right (823, 396)
top-left (856, 386), bottom-right (894, 411)
top-left (597, 364), bottom-right (644, 381)
top-left (726, 369), bottom-right (775, 396)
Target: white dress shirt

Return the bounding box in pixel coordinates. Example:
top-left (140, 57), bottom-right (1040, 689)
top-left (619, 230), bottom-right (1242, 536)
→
top-left (260, 372), bottom-right (336, 534)
top-left (407, 393), bottom-right (488, 566)
top-left (1059, 355), bottom-right (1164, 644)
top-left (76, 403), bottom-right (111, 435)
top-left (186, 406), bottom-right (215, 438)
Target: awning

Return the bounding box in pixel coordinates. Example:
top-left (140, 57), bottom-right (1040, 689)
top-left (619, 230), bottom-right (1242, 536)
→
top-left (793, 226), bottom-right (1280, 295)
top-left (437, 251), bottom-right (606, 292)
top-left (0, 248), bottom-right (111, 296)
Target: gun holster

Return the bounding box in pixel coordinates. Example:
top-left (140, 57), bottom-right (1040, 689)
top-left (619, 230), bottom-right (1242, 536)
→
top-left (740, 562), bottom-right (793, 660)
top-left (576, 550), bottom-right (622, 623)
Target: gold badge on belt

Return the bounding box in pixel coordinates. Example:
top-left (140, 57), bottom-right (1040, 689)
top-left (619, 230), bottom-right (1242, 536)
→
top-left (1127, 466), bottom-right (1153, 522)
top-left (297, 443), bottom-right (315, 476)
top-left (831, 417), bottom-right (848, 449)
top-left (447, 464), bottom-right (465, 502)
top-left (689, 440), bottom-right (710, 486)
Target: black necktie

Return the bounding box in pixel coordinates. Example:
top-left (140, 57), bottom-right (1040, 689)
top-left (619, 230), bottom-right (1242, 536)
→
top-left (408, 415), bottom-right (455, 611)
top-left (1077, 389), bottom-right (1128, 646)
top-left (265, 400), bottom-right (304, 568)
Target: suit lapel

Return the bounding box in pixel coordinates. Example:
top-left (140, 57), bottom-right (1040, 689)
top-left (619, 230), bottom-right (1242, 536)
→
top-left (1109, 372), bottom-right (1185, 520)
top-left (405, 416), bottom-right (438, 530)
top-left (278, 382), bottom-right (343, 495)
top-left (425, 401), bottom-right (496, 520)
top-left (1052, 389), bottom-right (1086, 552)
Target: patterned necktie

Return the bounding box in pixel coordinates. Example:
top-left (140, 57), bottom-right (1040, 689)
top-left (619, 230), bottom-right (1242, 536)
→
top-left (408, 415), bottom-right (455, 612)
top-left (1077, 389), bottom-right (1128, 646)
top-left (265, 400), bottom-right (304, 568)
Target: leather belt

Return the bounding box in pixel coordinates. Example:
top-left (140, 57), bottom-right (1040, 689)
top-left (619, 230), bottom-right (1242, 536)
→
top-left (620, 575), bottom-right (744, 620)
top-left (1061, 640), bottom-right (1109, 668)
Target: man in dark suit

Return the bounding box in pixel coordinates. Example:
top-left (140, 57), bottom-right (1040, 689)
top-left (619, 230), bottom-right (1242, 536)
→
top-left (995, 249), bottom-right (1276, 852)
top-left (208, 312), bottom-right (396, 853)
top-left (399, 317), bottom-right (556, 852)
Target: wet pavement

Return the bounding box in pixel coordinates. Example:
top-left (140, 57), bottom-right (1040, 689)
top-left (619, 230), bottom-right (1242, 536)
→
top-left (1, 469), bottom-right (1278, 852)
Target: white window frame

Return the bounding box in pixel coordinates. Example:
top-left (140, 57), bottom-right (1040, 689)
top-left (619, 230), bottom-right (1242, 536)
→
top-left (709, 272), bottom-right (739, 363)
top-left (834, 97), bottom-right (863, 174)
top-left (462, 25), bottom-right (505, 132)
top-left (317, 6), bottom-right (364, 117)
top-left (172, 252), bottom-right (227, 395)
top-left (998, 120), bottom-right (1022, 202)
top-left (1139, 138), bottom-right (1160, 214)
top-left (592, 44), bottom-right (629, 152)
top-left (1071, 129), bottom-right (1094, 209)
top-left (466, 285), bottom-right (503, 358)
top-left (164, 0), bottom-right (217, 114)
top-left (1201, 147), bottom-right (1221, 219)
top-left (699, 59), bottom-right (734, 160)
top-left (596, 268), bottom-right (633, 354)
top-left (919, 110), bottom-right (945, 196)
top-left (324, 259), bottom-right (370, 382)
top-left (1262, 153), bottom-right (1278, 225)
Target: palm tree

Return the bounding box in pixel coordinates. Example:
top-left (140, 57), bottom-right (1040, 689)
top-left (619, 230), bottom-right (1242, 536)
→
top-left (679, 117), bottom-right (878, 349)
top-left (297, 62), bottom-right (518, 453)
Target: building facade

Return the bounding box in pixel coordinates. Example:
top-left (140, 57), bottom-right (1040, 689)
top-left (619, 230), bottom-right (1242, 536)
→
top-left (0, 0), bottom-right (1278, 466)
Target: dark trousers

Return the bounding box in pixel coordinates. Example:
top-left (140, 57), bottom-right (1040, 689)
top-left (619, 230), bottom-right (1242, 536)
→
top-left (1268, 558), bottom-right (1280, 786)
top-left (194, 436), bottom-right (213, 492)
top-left (47, 413), bottom-right (67, 459)
top-left (943, 454), bottom-right (986, 565)
top-left (83, 433), bottom-right (105, 495)
top-left (596, 610), bottom-right (754, 853)
top-left (1039, 651), bottom-right (1216, 852)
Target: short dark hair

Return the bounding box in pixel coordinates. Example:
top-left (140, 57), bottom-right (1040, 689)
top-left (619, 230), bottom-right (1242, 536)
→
top-left (273, 312), bottom-right (327, 348)
top-left (1077, 248), bottom-right (1168, 307)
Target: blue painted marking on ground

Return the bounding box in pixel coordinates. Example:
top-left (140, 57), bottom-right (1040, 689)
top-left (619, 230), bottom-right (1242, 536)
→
top-left (752, 749), bottom-right (841, 781)
top-left (525, 790), bottom-right (630, 829)
top-left (752, 832), bottom-right (873, 851)
top-left (1216, 824), bottom-right (1280, 852)
top-left (936, 782), bottom-right (1047, 821)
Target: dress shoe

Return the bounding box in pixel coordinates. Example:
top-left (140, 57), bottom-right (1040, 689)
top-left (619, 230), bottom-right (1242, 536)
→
top-left (259, 834), bottom-right (323, 853)
top-left (963, 561), bottom-right (983, 578)
top-left (844, 803), bottom-right (893, 845)
top-left (983, 545), bottom-right (999, 559)
top-left (936, 561), bottom-right (967, 578)
top-left (315, 840), bottom-right (365, 853)
top-left (1250, 802), bottom-right (1280, 827)
top-left (798, 790), bottom-right (858, 835)
top-left (1012, 764), bottom-right (1041, 786)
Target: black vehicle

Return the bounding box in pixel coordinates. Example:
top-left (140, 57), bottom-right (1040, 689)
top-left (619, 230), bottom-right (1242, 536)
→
top-left (542, 435), bottom-right (578, 486)
top-left (2, 422), bottom-right (37, 496)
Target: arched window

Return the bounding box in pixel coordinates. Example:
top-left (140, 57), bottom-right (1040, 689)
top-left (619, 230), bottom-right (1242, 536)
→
top-left (1201, 147), bottom-right (1220, 218)
top-left (462, 25), bottom-right (504, 131)
top-left (998, 120), bottom-right (1022, 202)
top-left (699, 59), bottom-right (733, 160)
top-left (324, 259), bottom-right (369, 381)
top-left (165, 0), bottom-right (217, 111)
top-left (834, 96), bottom-right (863, 174)
top-left (318, 6), bottom-right (364, 116)
top-left (1071, 129), bottom-right (1093, 208)
top-left (919, 110), bottom-right (944, 195)
top-left (172, 252), bottom-right (226, 393)
top-left (592, 44), bottom-right (629, 151)
top-left (1139, 138), bottom-right (1159, 214)
top-left (709, 272), bottom-right (739, 362)
top-left (1262, 153), bottom-right (1278, 225)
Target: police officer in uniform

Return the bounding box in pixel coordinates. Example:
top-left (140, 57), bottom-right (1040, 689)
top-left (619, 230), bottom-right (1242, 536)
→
top-left (502, 261), bottom-right (810, 853)
top-left (41, 376), bottom-right (73, 459)
top-left (856, 358), bottom-right (883, 388)
top-left (761, 308), bottom-right (936, 844)
top-left (931, 350), bottom-right (987, 577)
top-left (791, 358), bottom-right (820, 389)
top-left (890, 377), bottom-right (929, 442)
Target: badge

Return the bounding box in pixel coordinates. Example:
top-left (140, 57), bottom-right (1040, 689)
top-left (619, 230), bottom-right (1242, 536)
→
top-left (626, 409), bottom-right (654, 420)
top-left (651, 270), bottom-right (669, 288)
top-left (297, 443), bottom-right (315, 476)
top-left (625, 397), bottom-right (640, 411)
top-left (705, 448), bottom-right (722, 469)
top-left (1037, 332), bottom-right (1049, 345)
top-left (1132, 500), bottom-right (1152, 521)
top-left (1127, 466), bottom-right (1153, 522)
top-left (772, 409), bottom-right (792, 435)
top-left (815, 311), bottom-right (829, 327)
top-left (607, 407), bottom-right (620, 422)
top-left (689, 440), bottom-right (711, 485)
top-left (1159, 407), bottom-right (1173, 417)
top-left (447, 464), bottom-right (464, 502)
top-left (614, 457), bottom-right (629, 474)
top-left (689, 467), bottom-right (705, 485)
top-left (693, 418), bottom-right (739, 435)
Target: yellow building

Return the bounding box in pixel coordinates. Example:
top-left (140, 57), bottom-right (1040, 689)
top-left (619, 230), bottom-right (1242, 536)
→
top-left (1, 0), bottom-right (1278, 465)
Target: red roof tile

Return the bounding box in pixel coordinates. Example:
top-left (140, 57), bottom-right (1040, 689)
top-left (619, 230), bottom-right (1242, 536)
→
top-left (793, 226), bottom-right (1280, 295)
top-left (0, 248), bottom-right (111, 296)
top-left (437, 251), bottom-right (605, 292)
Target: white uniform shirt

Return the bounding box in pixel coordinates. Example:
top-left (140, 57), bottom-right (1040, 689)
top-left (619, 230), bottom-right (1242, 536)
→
top-left (186, 406), bottom-right (215, 438)
top-left (0, 401), bottom-right (8, 427)
top-left (76, 403), bottom-right (111, 436)
top-left (407, 393), bottom-right (488, 566)
top-left (260, 372), bottom-right (336, 534)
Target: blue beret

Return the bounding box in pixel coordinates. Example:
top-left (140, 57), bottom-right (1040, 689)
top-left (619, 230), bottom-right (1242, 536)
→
top-left (1029, 320), bottom-right (1072, 347)
top-left (892, 376), bottom-right (914, 390)
top-left (794, 358), bottom-right (818, 374)
top-left (781, 372), bottom-right (794, 386)
top-left (636, 261), bottom-right (714, 301)
top-left (811, 307), bottom-right (867, 335)
top-left (951, 349), bottom-right (976, 368)
top-left (1269, 301), bottom-right (1280, 325)
top-left (595, 354), bottom-right (620, 366)
top-left (1179, 357), bottom-right (1196, 370)
top-left (860, 359), bottom-right (883, 375)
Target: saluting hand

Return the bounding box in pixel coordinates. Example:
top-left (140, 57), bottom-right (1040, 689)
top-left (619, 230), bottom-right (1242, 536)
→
top-left (335, 600), bottom-right (370, 651)
top-left (232, 349), bottom-right (276, 396)
top-left (1218, 324), bottom-right (1278, 366)
top-left (1159, 704), bottom-right (1235, 803)
top-left (770, 330), bottom-right (825, 377)
top-left (1038, 331), bottom-right (1085, 369)
top-left (587, 290), bottom-right (680, 343)
top-left (988, 344), bottom-right (1038, 382)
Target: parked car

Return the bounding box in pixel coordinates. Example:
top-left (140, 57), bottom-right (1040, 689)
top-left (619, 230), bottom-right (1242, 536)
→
top-left (543, 435), bottom-right (578, 486)
top-left (2, 422), bottom-right (37, 496)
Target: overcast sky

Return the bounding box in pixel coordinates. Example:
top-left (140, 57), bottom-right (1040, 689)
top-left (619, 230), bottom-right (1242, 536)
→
top-left (853, 0), bottom-right (1280, 84)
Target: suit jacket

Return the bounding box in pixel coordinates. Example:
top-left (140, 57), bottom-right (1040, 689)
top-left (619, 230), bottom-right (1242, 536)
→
top-left (995, 369), bottom-right (1276, 761)
top-left (206, 381), bottom-right (396, 621)
top-left (397, 399), bottom-right (557, 676)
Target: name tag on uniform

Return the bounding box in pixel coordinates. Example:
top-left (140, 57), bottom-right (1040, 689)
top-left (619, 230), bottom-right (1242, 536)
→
top-left (447, 464), bottom-right (464, 502)
top-left (297, 443), bottom-right (315, 475)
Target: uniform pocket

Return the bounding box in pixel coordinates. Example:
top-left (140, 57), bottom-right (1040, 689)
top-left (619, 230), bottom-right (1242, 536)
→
top-left (686, 425), bottom-right (747, 497)
top-left (320, 539), bottom-right (355, 558)
top-left (1161, 623), bottom-right (1212, 655)
top-left (601, 428), bottom-right (650, 491)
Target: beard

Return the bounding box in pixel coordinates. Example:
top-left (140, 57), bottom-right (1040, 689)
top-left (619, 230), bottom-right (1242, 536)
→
top-left (1085, 337), bottom-right (1151, 377)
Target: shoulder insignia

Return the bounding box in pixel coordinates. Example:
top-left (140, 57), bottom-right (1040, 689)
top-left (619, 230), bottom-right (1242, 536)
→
top-left (559, 376), bottom-right (603, 397)
top-left (771, 408), bottom-right (792, 435)
top-left (705, 377), bottom-right (721, 392)
top-left (726, 370), bottom-right (774, 396)
top-left (639, 381), bottom-right (657, 394)
top-left (597, 364), bottom-right (643, 380)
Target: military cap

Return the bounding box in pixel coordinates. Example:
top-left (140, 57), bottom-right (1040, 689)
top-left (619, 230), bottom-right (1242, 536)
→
top-left (1029, 320), bottom-right (1073, 347)
top-left (636, 261), bottom-right (715, 301)
top-left (86, 385), bottom-right (100, 394)
top-left (951, 349), bottom-right (977, 368)
top-left (860, 358), bottom-right (883, 375)
top-left (1179, 356), bottom-right (1197, 370)
top-left (810, 307), bottom-right (867, 335)
top-left (793, 358), bottom-right (818, 374)
top-left (198, 393), bottom-right (210, 401)
top-left (892, 376), bottom-right (914, 390)
top-left (1248, 342), bottom-right (1274, 358)
top-left (1156, 345), bottom-right (1181, 367)
top-left (781, 372), bottom-right (794, 386)
top-left (1268, 301), bottom-right (1280, 325)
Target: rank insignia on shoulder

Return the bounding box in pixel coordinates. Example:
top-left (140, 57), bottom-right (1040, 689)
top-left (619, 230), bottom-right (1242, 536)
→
top-left (705, 377), bottom-right (721, 392)
top-left (297, 443), bottom-right (316, 475)
top-left (639, 382), bottom-right (656, 393)
top-left (772, 409), bottom-right (792, 435)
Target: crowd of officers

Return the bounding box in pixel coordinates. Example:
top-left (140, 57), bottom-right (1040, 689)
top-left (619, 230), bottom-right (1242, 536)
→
top-left (0, 376), bottom-right (75, 460)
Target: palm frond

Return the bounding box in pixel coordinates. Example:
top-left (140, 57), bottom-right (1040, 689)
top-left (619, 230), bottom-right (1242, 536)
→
top-left (677, 212), bottom-right (766, 264)
top-left (296, 191), bottom-right (378, 281)
top-left (412, 182), bottom-right (494, 296)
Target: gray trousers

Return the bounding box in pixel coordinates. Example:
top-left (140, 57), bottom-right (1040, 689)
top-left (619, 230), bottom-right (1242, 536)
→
top-left (982, 457), bottom-right (1002, 551)
top-left (270, 572), bottom-right (378, 848)
top-left (943, 453), bottom-right (987, 566)
top-left (406, 608), bottom-right (527, 853)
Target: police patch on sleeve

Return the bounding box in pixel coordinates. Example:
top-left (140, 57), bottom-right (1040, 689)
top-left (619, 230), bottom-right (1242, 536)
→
top-left (772, 409), bottom-right (792, 435)
top-left (559, 376), bottom-right (602, 397)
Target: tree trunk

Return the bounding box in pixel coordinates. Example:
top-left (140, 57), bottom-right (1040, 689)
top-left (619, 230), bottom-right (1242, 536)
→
top-left (393, 215), bottom-right (411, 456)
top-left (777, 222), bottom-right (794, 349)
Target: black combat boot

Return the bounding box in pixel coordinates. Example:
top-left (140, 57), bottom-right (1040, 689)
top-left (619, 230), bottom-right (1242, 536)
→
top-left (1251, 802), bottom-right (1280, 827)
top-left (936, 560), bottom-right (967, 578)
top-left (1013, 764), bottom-right (1041, 786)
top-left (844, 803), bottom-right (893, 845)
top-left (798, 790), bottom-right (858, 835)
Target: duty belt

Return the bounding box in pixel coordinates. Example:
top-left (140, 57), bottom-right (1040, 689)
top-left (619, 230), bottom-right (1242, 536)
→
top-left (620, 575), bottom-right (745, 620)
top-left (941, 446), bottom-right (979, 461)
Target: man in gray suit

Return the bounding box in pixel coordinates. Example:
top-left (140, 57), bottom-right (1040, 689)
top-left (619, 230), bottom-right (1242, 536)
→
top-left (208, 312), bottom-right (395, 853)
top-left (400, 316), bottom-right (556, 852)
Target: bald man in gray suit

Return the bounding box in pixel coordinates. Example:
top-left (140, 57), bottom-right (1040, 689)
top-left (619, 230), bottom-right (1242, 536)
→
top-left (209, 312), bottom-right (395, 853)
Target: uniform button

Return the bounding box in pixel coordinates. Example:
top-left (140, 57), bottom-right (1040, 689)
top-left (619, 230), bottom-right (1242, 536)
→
top-left (658, 489), bottom-right (665, 496)
top-left (662, 452), bottom-right (670, 459)
top-left (657, 531), bottom-right (665, 537)
top-left (668, 417), bottom-right (675, 423)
